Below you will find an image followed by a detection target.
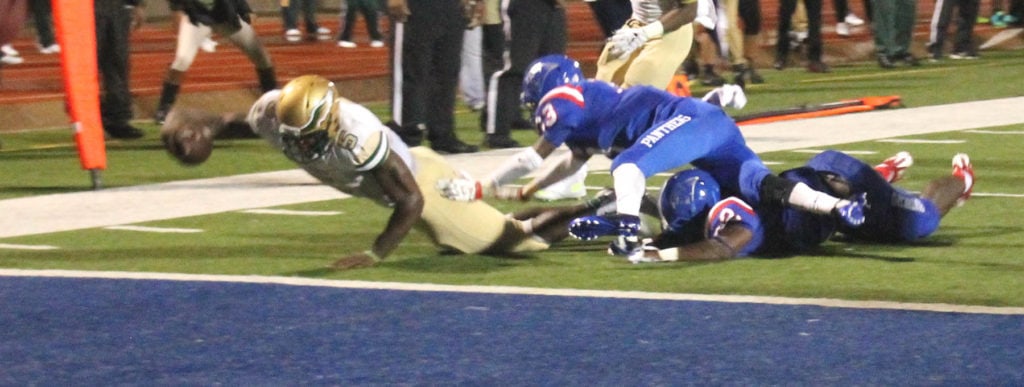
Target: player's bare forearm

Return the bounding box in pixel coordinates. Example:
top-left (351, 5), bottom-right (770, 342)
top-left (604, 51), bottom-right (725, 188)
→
top-left (646, 224), bottom-right (752, 262)
top-left (661, 2), bottom-right (697, 31)
top-left (521, 147), bottom-right (590, 199)
top-left (368, 153), bottom-right (425, 259)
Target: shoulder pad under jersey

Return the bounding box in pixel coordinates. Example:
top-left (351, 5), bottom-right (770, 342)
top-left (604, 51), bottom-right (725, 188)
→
top-left (705, 196), bottom-right (761, 239)
top-left (335, 99), bottom-right (391, 172)
top-left (536, 84), bottom-right (586, 144)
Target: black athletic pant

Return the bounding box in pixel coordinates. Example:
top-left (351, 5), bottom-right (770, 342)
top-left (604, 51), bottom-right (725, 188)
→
top-left (484, 0), bottom-right (566, 138)
top-left (930, 0), bottom-right (981, 55)
top-left (390, 0), bottom-right (465, 145)
top-left (776, 0), bottom-right (824, 62)
top-left (95, 0), bottom-right (134, 127)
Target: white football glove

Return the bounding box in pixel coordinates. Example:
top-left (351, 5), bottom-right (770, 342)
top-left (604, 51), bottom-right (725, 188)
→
top-left (701, 84), bottom-right (748, 109)
top-left (607, 27), bottom-right (647, 58)
top-left (608, 20), bottom-right (664, 59)
top-left (436, 177), bottom-right (482, 202)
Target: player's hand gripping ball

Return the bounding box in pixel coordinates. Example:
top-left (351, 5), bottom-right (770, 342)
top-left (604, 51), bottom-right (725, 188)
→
top-left (161, 110), bottom-right (215, 166)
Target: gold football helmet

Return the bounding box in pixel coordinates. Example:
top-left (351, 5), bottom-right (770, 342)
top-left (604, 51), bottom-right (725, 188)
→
top-left (276, 75), bottom-right (339, 163)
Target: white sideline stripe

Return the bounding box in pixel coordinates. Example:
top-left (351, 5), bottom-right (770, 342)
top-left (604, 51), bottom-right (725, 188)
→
top-left (792, 149), bottom-right (877, 155)
top-left (0, 269), bottom-right (1021, 315)
top-left (0, 243), bottom-right (59, 250)
top-left (974, 192), bottom-right (1024, 198)
top-left (240, 209), bottom-right (342, 216)
top-left (4, 96), bottom-right (1024, 238)
top-left (876, 139), bottom-right (966, 144)
top-left (104, 225), bottom-right (203, 233)
top-left (963, 130), bottom-right (1024, 134)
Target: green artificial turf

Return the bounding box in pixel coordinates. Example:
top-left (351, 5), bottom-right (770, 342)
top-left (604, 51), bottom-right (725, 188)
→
top-left (1, 50), bottom-right (1022, 307)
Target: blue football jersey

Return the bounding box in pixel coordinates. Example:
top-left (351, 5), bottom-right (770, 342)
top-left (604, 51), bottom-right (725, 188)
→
top-left (805, 150), bottom-right (941, 242)
top-left (704, 197), bottom-right (764, 257)
top-left (534, 80), bottom-right (773, 207)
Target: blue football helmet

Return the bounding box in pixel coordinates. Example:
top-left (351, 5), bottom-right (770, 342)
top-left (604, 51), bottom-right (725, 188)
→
top-left (520, 54), bottom-right (583, 109)
top-left (659, 169), bottom-right (722, 232)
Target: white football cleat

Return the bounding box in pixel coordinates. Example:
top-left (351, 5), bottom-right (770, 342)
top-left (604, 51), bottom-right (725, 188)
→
top-left (200, 38), bottom-right (218, 53)
top-left (951, 153), bottom-right (974, 205)
top-left (1, 54), bottom-right (24, 65)
top-left (284, 29), bottom-right (301, 42)
top-left (370, 40), bottom-right (385, 48)
top-left (874, 151), bottom-right (913, 183)
top-left (1, 43), bottom-right (19, 57)
top-left (337, 40), bottom-right (357, 48)
top-left (534, 164), bottom-right (588, 201)
top-left (836, 22), bottom-right (851, 36)
top-left (845, 13), bottom-right (866, 26)
top-left (37, 44), bottom-right (61, 54)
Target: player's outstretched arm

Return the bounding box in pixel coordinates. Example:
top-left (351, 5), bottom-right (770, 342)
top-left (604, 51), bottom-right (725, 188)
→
top-left (436, 137), bottom-right (559, 202)
top-left (331, 152), bottom-right (424, 270)
top-left (632, 224), bottom-right (752, 263)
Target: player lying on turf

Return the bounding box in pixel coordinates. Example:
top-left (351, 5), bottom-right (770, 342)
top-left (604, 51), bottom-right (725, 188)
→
top-left (436, 55), bottom-right (866, 258)
top-left (161, 75), bottom-right (609, 270)
top-left (571, 150), bottom-right (974, 263)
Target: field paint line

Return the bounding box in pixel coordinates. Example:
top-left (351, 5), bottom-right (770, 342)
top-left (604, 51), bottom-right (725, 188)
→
top-left (791, 149), bottom-right (878, 155)
top-left (1, 268), bottom-right (1021, 315)
top-left (0, 243), bottom-right (59, 250)
top-left (104, 225), bottom-right (204, 233)
top-left (240, 209), bottom-right (342, 216)
top-left (5, 96), bottom-right (1024, 238)
top-left (973, 192), bottom-right (1024, 198)
top-left (963, 130), bottom-right (1024, 134)
top-left (980, 28), bottom-right (1023, 49)
top-left (0, 170), bottom-right (347, 238)
top-left (796, 61), bottom-right (1003, 84)
top-left (876, 139), bottom-right (966, 144)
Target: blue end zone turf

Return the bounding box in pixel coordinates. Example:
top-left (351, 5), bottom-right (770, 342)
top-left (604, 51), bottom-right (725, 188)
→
top-left (1, 276), bottom-right (1021, 384)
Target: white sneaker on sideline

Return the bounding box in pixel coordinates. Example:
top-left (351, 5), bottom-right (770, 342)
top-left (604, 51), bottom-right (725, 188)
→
top-left (38, 44), bottom-right (60, 54)
top-left (337, 40), bottom-right (357, 48)
top-left (200, 38), bottom-right (218, 53)
top-left (1, 44), bottom-right (19, 57)
top-left (836, 22), bottom-right (851, 36)
top-left (370, 40), bottom-right (384, 48)
top-left (534, 164), bottom-right (589, 201)
top-left (845, 13), bottom-right (865, 26)
top-left (285, 29), bottom-right (301, 42)
top-left (316, 27), bottom-right (331, 35)
top-left (1, 54), bottom-right (24, 65)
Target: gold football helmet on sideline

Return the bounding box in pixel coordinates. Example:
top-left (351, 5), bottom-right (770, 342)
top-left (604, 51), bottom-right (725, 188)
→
top-left (277, 75), bottom-right (339, 163)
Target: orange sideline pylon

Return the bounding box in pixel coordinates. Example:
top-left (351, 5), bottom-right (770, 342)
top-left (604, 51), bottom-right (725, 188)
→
top-left (52, 0), bottom-right (107, 175)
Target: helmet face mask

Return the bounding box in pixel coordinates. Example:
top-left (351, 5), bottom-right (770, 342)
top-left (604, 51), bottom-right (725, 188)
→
top-left (520, 54), bottom-right (583, 111)
top-left (277, 75), bottom-right (338, 163)
top-left (659, 169), bottom-right (722, 233)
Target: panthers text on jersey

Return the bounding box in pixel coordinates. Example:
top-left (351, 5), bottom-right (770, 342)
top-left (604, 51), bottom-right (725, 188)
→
top-left (533, 80), bottom-right (774, 207)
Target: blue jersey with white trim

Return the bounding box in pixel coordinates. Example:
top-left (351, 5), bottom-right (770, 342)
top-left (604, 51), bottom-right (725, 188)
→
top-left (805, 150), bottom-right (941, 242)
top-left (536, 80), bottom-right (773, 206)
top-left (535, 80), bottom-right (670, 155)
top-left (704, 197), bottom-right (764, 256)
top-left (755, 167), bottom-right (838, 255)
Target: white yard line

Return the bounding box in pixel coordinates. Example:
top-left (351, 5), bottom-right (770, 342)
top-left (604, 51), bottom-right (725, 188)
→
top-left (104, 225), bottom-right (204, 233)
top-left (1, 268), bottom-right (1022, 315)
top-left (2, 96), bottom-right (1023, 239)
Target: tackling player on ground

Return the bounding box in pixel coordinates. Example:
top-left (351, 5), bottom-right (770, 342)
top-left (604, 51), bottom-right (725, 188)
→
top-left (161, 75), bottom-right (608, 269)
top-left (436, 55), bottom-right (866, 257)
top-left (600, 151), bottom-right (975, 262)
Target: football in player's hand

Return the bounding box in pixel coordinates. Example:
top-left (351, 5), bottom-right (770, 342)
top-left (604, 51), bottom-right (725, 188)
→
top-left (161, 110), bottom-right (216, 166)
